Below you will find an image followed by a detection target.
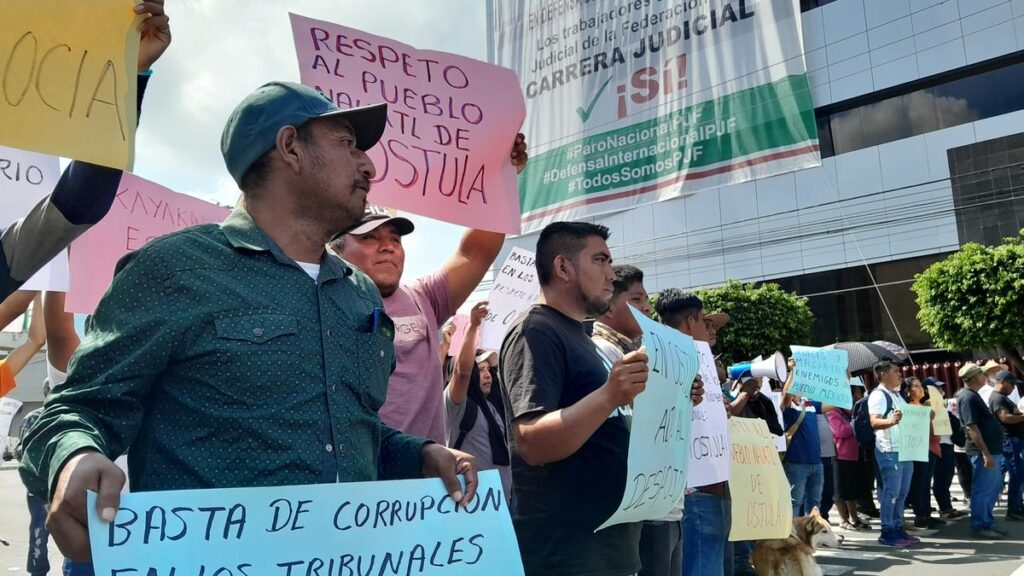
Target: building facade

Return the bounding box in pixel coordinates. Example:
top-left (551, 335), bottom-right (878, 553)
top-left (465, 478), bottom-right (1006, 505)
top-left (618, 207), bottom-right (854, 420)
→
top-left (496, 0), bottom-right (1024, 358)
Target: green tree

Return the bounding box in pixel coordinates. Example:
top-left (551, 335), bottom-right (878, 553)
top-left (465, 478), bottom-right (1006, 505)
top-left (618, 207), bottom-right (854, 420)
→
top-left (912, 232), bottom-right (1024, 372)
top-left (650, 280), bottom-right (814, 366)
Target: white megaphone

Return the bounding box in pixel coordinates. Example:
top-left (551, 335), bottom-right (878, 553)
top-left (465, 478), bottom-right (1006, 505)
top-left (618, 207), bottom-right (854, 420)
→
top-left (751, 351), bottom-right (787, 381)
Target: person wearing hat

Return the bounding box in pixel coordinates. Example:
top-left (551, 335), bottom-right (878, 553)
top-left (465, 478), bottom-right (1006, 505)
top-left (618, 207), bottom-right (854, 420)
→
top-left (989, 370), bottom-right (1024, 521)
top-left (331, 135), bottom-right (527, 445)
top-left (956, 363), bottom-right (1007, 538)
top-left (923, 379), bottom-right (968, 520)
top-left (19, 78), bottom-right (480, 563)
top-left (979, 360), bottom-right (1021, 405)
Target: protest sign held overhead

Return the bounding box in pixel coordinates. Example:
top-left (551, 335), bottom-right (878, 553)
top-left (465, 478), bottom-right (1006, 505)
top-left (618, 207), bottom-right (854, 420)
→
top-left (479, 248), bottom-right (540, 350)
top-left (489, 0), bottom-right (819, 233)
top-left (789, 346), bottom-right (852, 409)
top-left (0, 0), bottom-right (141, 170)
top-left (928, 385), bottom-right (953, 436)
top-left (597, 307), bottom-right (698, 530)
top-left (728, 417), bottom-right (792, 541)
top-left (898, 404), bottom-right (931, 463)
top-left (290, 13), bottom-right (526, 234)
top-left (0, 145), bottom-right (68, 290)
top-left (67, 173), bottom-right (230, 314)
top-left (689, 340), bottom-right (731, 487)
top-left (87, 470), bottom-right (524, 576)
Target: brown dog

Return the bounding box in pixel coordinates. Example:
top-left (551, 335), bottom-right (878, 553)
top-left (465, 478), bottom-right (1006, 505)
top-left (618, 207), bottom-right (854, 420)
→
top-left (750, 507), bottom-right (844, 576)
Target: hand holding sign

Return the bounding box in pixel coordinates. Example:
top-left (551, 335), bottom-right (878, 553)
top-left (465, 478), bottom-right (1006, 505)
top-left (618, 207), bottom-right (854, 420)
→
top-left (603, 348), bottom-right (649, 409)
top-left (135, 1), bottom-right (172, 72)
top-left (420, 443), bottom-right (478, 507)
top-left (47, 451), bottom-right (126, 562)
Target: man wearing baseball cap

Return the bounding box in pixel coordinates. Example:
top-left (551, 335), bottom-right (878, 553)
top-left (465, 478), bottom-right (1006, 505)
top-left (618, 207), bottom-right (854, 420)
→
top-left (956, 363), bottom-right (1007, 538)
top-left (980, 360), bottom-right (1021, 405)
top-left (331, 136), bottom-right (528, 443)
top-left (20, 81), bottom-right (478, 563)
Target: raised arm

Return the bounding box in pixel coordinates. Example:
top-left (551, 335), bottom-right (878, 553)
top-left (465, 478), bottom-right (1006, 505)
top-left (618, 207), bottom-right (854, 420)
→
top-left (781, 358), bottom-right (797, 410)
top-left (443, 134), bottom-right (527, 308)
top-left (44, 292), bottom-right (80, 372)
top-left (447, 302), bottom-right (487, 406)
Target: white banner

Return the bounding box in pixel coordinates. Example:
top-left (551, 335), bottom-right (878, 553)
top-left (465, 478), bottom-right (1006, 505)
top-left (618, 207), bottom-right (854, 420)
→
top-left (480, 248), bottom-right (541, 350)
top-left (489, 0), bottom-right (819, 233)
top-left (688, 340), bottom-right (731, 487)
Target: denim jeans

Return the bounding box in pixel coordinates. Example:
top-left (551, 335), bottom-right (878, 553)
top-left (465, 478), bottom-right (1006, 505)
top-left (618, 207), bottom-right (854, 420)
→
top-left (63, 559), bottom-right (95, 576)
top-left (1002, 436), bottom-right (1023, 516)
top-left (933, 443), bottom-right (956, 512)
top-left (681, 492), bottom-right (732, 576)
top-left (783, 461), bottom-right (824, 516)
top-left (970, 453), bottom-right (1005, 531)
top-left (875, 449), bottom-right (913, 536)
top-left (27, 494), bottom-right (50, 576)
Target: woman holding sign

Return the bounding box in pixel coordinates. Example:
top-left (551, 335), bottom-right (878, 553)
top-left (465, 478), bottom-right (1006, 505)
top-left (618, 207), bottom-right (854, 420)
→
top-left (901, 378), bottom-right (946, 530)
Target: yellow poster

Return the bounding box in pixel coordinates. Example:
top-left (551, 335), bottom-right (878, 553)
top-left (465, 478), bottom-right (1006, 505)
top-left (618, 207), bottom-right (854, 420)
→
top-left (928, 386), bottom-right (953, 436)
top-left (0, 0), bottom-right (141, 170)
top-left (728, 417), bottom-right (793, 541)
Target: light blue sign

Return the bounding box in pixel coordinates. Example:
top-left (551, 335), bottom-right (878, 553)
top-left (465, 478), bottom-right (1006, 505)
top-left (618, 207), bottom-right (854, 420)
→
top-left (597, 307), bottom-right (699, 530)
top-left (87, 470), bottom-right (523, 576)
top-left (789, 346), bottom-right (852, 409)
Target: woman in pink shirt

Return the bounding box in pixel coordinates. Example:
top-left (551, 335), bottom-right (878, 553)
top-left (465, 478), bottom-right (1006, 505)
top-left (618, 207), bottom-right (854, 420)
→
top-left (827, 385), bottom-right (872, 531)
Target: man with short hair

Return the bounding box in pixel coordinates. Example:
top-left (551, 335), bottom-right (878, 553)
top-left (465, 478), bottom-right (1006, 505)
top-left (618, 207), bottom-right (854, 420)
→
top-left (989, 370), bottom-right (1024, 521)
top-left (655, 288), bottom-right (732, 576)
top-left (501, 222), bottom-right (649, 576)
top-left (594, 270), bottom-right (703, 576)
top-left (20, 80), bottom-right (476, 564)
top-left (980, 361), bottom-right (1021, 405)
top-left (869, 361), bottom-right (917, 547)
top-left (334, 137), bottom-right (527, 444)
top-left (957, 363), bottom-right (1007, 538)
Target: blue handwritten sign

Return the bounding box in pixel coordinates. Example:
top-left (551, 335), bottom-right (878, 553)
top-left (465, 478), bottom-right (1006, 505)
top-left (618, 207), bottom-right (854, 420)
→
top-left (789, 346), bottom-right (852, 409)
top-left (87, 470), bottom-right (523, 576)
top-left (898, 404), bottom-right (931, 463)
top-left (597, 307), bottom-right (699, 530)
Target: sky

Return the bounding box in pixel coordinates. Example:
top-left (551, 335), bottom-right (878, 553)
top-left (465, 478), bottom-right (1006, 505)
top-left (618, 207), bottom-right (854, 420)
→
top-left (131, 0), bottom-right (489, 280)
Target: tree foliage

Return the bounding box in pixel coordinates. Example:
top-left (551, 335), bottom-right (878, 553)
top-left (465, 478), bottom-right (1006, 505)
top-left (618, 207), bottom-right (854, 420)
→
top-left (650, 280), bottom-right (814, 365)
top-left (912, 233), bottom-right (1024, 369)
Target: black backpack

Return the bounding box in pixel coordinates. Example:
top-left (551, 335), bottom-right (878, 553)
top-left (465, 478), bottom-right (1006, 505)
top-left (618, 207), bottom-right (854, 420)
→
top-left (453, 398), bottom-right (480, 451)
top-left (853, 391), bottom-right (892, 449)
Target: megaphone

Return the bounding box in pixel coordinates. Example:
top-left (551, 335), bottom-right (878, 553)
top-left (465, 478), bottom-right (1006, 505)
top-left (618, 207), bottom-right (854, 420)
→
top-left (728, 362), bottom-right (752, 381)
top-left (751, 352), bottom-right (788, 381)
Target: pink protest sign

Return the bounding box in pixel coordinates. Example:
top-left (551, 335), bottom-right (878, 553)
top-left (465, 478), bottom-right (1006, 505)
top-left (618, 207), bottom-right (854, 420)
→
top-left (67, 173), bottom-right (230, 314)
top-left (290, 13), bottom-right (525, 235)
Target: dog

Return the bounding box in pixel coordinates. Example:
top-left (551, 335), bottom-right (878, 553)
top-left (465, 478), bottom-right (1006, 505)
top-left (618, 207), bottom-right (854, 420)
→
top-left (750, 507), bottom-right (844, 576)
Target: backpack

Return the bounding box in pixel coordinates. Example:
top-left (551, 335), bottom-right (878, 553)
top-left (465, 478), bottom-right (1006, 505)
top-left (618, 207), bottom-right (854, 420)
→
top-left (453, 398), bottom-right (479, 451)
top-left (852, 390), bottom-right (893, 449)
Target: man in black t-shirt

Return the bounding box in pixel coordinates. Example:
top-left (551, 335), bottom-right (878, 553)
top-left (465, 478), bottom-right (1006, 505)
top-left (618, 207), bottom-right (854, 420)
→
top-left (989, 371), bottom-right (1024, 521)
top-left (956, 363), bottom-right (1006, 538)
top-left (500, 222), bottom-right (649, 576)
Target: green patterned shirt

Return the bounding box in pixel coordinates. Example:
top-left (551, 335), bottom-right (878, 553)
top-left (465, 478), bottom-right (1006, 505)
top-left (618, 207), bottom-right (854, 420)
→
top-left (20, 207), bottom-right (428, 498)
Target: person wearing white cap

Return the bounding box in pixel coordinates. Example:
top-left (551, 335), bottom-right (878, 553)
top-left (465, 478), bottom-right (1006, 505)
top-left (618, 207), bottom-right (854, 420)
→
top-left (332, 135), bottom-right (528, 445)
top-left (979, 360), bottom-right (1021, 405)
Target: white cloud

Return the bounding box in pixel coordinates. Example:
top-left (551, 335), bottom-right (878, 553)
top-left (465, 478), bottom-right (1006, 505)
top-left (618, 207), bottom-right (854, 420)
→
top-left (131, 0), bottom-right (487, 279)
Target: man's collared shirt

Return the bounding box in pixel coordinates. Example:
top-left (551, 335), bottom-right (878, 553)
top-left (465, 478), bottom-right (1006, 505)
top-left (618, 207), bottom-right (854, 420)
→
top-left (20, 207), bottom-right (427, 497)
top-left (591, 321), bottom-right (640, 366)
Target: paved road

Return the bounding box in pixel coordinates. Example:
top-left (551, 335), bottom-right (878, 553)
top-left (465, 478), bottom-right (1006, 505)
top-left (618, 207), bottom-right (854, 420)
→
top-left (1, 464), bottom-right (1022, 575)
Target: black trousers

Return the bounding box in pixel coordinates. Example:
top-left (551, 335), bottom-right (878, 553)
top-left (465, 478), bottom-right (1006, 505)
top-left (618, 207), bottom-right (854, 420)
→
top-left (638, 520), bottom-right (681, 576)
top-left (933, 443), bottom-right (956, 512)
top-left (955, 451), bottom-right (973, 499)
top-left (821, 457), bottom-right (835, 518)
top-left (910, 452), bottom-right (938, 520)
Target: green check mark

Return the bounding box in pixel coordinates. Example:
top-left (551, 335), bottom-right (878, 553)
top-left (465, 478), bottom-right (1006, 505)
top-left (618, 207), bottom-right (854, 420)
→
top-left (576, 76), bottom-right (614, 124)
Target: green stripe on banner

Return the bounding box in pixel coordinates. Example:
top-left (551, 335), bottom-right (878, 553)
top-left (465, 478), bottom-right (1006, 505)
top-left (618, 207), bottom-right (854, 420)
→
top-left (518, 75), bottom-right (818, 214)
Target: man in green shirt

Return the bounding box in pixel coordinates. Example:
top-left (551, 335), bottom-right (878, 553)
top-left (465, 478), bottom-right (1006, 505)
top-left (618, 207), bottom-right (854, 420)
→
top-left (19, 81), bottom-right (477, 563)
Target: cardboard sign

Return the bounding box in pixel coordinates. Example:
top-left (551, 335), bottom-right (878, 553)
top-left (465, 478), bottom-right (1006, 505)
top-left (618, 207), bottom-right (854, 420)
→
top-left (290, 13), bottom-right (526, 234)
top-left (67, 173), bottom-right (230, 314)
top-left (0, 145), bottom-right (68, 290)
top-left (0, 397), bottom-right (23, 455)
top-left (927, 386), bottom-right (953, 437)
top-left (479, 249), bottom-right (539, 350)
top-left (0, 1), bottom-right (141, 169)
top-left (597, 307), bottom-right (698, 530)
top-left (897, 404), bottom-right (931, 463)
top-left (87, 470), bottom-right (523, 576)
top-left (789, 346), bottom-right (852, 409)
top-left (728, 417), bottom-right (793, 541)
top-left (688, 341), bottom-right (731, 487)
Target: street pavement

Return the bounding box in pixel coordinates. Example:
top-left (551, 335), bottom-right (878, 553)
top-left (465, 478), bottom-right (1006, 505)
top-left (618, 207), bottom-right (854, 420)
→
top-left (1, 463), bottom-right (1022, 575)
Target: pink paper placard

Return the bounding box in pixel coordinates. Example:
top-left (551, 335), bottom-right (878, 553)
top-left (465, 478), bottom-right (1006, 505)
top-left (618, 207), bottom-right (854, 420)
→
top-left (290, 13), bottom-right (525, 235)
top-left (67, 173), bottom-right (230, 314)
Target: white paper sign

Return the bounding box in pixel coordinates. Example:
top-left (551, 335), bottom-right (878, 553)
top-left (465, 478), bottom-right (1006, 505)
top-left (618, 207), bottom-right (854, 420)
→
top-left (0, 145), bottom-right (68, 290)
top-left (0, 396), bottom-right (24, 455)
top-left (688, 341), bottom-right (731, 487)
top-left (479, 248), bottom-right (540, 350)
top-left (597, 307), bottom-right (698, 530)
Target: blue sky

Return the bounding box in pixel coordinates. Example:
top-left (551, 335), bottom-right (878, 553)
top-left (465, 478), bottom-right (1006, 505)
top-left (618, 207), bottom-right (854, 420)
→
top-left (131, 0), bottom-right (489, 280)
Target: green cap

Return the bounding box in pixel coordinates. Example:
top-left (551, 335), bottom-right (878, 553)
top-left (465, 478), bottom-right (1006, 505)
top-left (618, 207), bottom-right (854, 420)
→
top-left (221, 81), bottom-right (387, 186)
